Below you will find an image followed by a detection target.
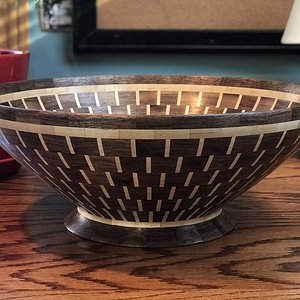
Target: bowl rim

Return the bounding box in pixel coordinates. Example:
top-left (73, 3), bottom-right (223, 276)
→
top-left (0, 75), bottom-right (299, 129)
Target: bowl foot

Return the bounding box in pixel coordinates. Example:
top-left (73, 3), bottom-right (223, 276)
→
top-left (64, 208), bottom-right (235, 247)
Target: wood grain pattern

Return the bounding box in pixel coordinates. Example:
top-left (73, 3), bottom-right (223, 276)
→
top-left (0, 158), bottom-right (299, 299)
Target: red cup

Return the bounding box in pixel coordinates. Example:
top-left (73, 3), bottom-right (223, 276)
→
top-left (0, 49), bottom-right (30, 178)
top-left (0, 49), bottom-right (30, 83)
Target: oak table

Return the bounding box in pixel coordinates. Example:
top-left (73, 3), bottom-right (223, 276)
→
top-left (0, 157), bottom-right (299, 300)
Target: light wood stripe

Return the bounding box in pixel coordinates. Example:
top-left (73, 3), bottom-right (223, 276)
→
top-left (162, 211), bottom-right (170, 222)
top-left (38, 163), bottom-right (53, 178)
top-left (147, 187), bottom-right (152, 200)
top-left (186, 208), bottom-right (200, 220)
top-left (276, 131), bottom-right (287, 148)
top-left (287, 101), bottom-right (293, 108)
top-left (103, 208), bottom-right (116, 220)
top-left (222, 107), bottom-right (228, 114)
top-left (105, 172), bottom-right (115, 186)
top-left (208, 170), bottom-right (220, 185)
top-left (2, 84), bottom-right (300, 103)
top-left (173, 199), bottom-right (182, 211)
top-left (226, 136), bottom-right (236, 154)
top-left (164, 139), bottom-right (171, 157)
top-left (61, 179), bottom-right (76, 193)
top-left (189, 197), bottom-right (201, 210)
top-left (2, 119), bottom-right (299, 140)
top-left (203, 106), bottom-right (209, 114)
top-left (203, 155), bottom-right (214, 171)
top-left (133, 211), bottom-right (140, 222)
top-left (189, 185), bottom-right (200, 199)
top-left (114, 91), bottom-right (120, 105)
top-left (70, 108), bottom-right (75, 113)
top-left (133, 173), bottom-right (139, 187)
top-left (117, 198), bottom-right (126, 211)
top-left (270, 146), bottom-right (286, 163)
top-left (196, 92), bottom-right (202, 106)
top-left (184, 172), bottom-right (194, 186)
top-left (46, 177), bottom-right (62, 191)
top-left (16, 131), bottom-right (26, 148)
top-left (156, 200), bottom-right (162, 212)
top-left (174, 210), bottom-right (185, 221)
top-left (123, 186), bottom-right (131, 200)
top-left (97, 138), bottom-right (105, 156)
top-left (216, 93), bottom-right (223, 108)
top-left (208, 183), bottom-right (221, 197)
top-left (156, 90), bottom-right (161, 105)
top-left (78, 207), bottom-right (222, 228)
top-left (229, 167), bottom-right (243, 182)
top-left (23, 160), bottom-right (38, 174)
top-left (100, 185), bottom-right (110, 198)
top-left (115, 157), bottom-right (123, 172)
top-left (203, 195), bottom-right (218, 208)
top-left (54, 95), bottom-right (63, 109)
top-left (253, 134), bottom-right (264, 152)
top-left (252, 96), bottom-right (261, 111)
top-left (15, 145), bottom-right (30, 161)
top-left (176, 91), bottom-right (182, 105)
top-left (146, 157), bottom-right (151, 173)
top-left (57, 152), bottom-right (70, 169)
top-left (126, 104), bottom-right (131, 115)
top-left (21, 99), bottom-right (28, 109)
top-left (80, 169), bottom-right (92, 184)
top-left (137, 200), bottom-right (143, 212)
top-left (84, 154), bottom-right (95, 171)
top-left (165, 104), bottom-right (170, 115)
top-left (229, 153), bottom-right (241, 169)
top-left (196, 139), bottom-right (205, 156)
top-left (146, 104), bottom-right (151, 115)
top-left (251, 150), bottom-right (266, 166)
top-left (131, 140), bottom-right (137, 157)
top-left (34, 149), bottom-right (48, 165)
top-left (184, 105), bottom-right (190, 115)
top-left (148, 211), bottom-right (153, 222)
top-left (88, 106), bottom-right (94, 114)
top-left (293, 133), bottom-right (300, 145)
top-left (74, 93), bottom-right (81, 108)
top-left (175, 157), bottom-right (183, 173)
top-left (82, 194), bottom-right (96, 207)
top-left (57, 166), bottom-right (71, 181)
top-left (234, 94), bottom-right (243, 109)
top-left (246, 164), bottom-right (263, 179)
top-left (37, 96), bottom-right (46, 110)
top-left (38, 133), bottom-right (49, 151)
top-left (270, 98), bottom-right (278, 110)
top-left (94, 92), bottom-right (100, 106)
top-left (65, 136), bottom-right (75, 154)
top-left (107, 105), bottom-right (112, 114)
top-left (168, 187), bottom-right (176, 200)
top-left (135, 91), bottom-right (140, 105)
top-left (98, 197), bottom-right (111, 209)
top-left (224, 180), bottom-right (240, 195)
top-left (79, 182), bottom-right (92, 196)
top-left (159, 173), bottom-right (166, 187)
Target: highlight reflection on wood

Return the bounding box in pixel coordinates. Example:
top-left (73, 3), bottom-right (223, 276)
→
top-left (0, 158), bottom-right (299, 299)
top-left (0, 75), bottom-right (299, 246)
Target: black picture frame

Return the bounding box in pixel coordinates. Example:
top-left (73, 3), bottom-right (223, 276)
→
top-left (73, 0), bottom-right (300, 54)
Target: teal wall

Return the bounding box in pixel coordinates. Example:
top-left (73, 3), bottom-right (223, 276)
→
top-left (29, 3), bottom-right (300, 83)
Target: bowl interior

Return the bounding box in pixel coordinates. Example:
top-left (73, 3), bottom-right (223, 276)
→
top-left (1, 81), bottom-right (300, 116)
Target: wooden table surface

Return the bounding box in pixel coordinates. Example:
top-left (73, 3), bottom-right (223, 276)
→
top-left (0, 157), bottom-right (299, 299)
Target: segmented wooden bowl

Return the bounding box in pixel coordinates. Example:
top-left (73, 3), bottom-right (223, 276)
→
top-left (0, 76), bottom-right (299, 247)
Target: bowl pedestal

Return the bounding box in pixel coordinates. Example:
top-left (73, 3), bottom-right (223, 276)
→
top-left (64, 208), bottom-right (234, 247)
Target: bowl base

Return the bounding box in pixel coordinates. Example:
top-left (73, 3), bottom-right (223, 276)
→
top-left (64, 208), bottom-right (235, 247)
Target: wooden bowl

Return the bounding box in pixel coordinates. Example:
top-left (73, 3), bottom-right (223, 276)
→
top-left (0, 76), bottom-right (299, 247)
